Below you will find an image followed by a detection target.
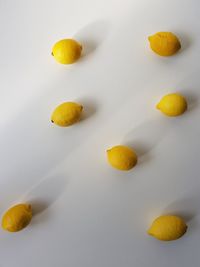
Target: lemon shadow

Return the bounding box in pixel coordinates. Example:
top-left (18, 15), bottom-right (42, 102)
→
top-left (176, 32), bottom-right (192, 53)
top-left (31, 200), bottom-right (49, 216)
top-left (178, 90), bottom-right (199, 113)
top-left (76, 97), bottom-right (98, 123)
top-left (163, 195), bottom-right (200, 223)
top-left (122, 117), bottom-right (173, 165)
top-left (74, 19), bottom-right (111, 59)
top-left (20, 172), bottom-right (67, 224)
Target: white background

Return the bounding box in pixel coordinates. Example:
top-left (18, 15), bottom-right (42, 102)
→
top-left (0, 0), bottom-right (200, 266)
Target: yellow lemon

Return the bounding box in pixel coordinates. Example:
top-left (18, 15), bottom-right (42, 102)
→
top-left (52, 39), bottom-right (82, 64)
top-left (156, 93), bottom-right (187, 116)
top-left (148, 215), bottom-right (187, 241)
top-left (107, 145), bottom-right (137, 171)
top-left (51, 102), bottom-right (83, 127)
top-left (148, 32), bottom-right (181, 56)
top-left (2, 204), bottom-right (32, 232)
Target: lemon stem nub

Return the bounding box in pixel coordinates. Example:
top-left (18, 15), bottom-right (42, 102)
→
top-left (51, 52), bottom-right (54, 56)
top-left (51, 120), bottom-right (54, 123)
top-left (156, 103), bottom-right (160, 109)
top-left (147, 230), bottom-right (153, 236)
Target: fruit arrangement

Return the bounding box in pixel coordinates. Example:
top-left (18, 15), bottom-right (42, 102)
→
top-left (2, 31), bottom-right (190, 242)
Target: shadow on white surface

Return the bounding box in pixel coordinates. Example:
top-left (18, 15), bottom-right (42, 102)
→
top-left (176, 32), bottom-right (192, 53)
top-left (77, 97), bottom-right (98, 123)
top-left (122, 117), bottom-right (173, 165)
top-left (74, 19), bottom-right (110, 59)
top-left (163, 194), bottom-right (200, 223)
top-left (20, 172), bottom-right (67, 224)
top-left (179, 89), bottom-right (199, 114)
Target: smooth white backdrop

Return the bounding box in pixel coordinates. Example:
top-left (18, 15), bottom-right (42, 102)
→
top-left (0, 0), bottom-right (200, 266)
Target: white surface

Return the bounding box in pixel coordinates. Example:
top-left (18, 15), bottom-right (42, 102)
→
top-left (0, 0), bottom-right (200, 266)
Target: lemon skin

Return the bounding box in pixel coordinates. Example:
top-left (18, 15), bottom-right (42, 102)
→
top-left (51, 102), bottom-right (83, 127)
top-left (52, 39), bottom-right (82, 64)
top-left (148, 32), bottom-right (181, 56)
top-left (148, 215), bottom-right (187, 241)
top-left (107, 145), bottom-right (137, 171)
top-left (2, 204), bottom-right (32, 232)
top-left (156, 93), bottom-right (187, 116)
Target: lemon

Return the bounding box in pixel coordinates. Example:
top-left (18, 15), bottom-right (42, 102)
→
top-left (2, 204), bottom-right (32, 232)
top-left (51, 102), bottom-right (83, 127)
top-left (148, 32), bottom-right (181, 56)
top-left (52, 39), bottom-right (82, 64)
top-left (148, 215), bottom-right (187, 241)
top-left (156, 93), bottom-right (187, 116)
top-left (107, 145), bottom-right (137, 171)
